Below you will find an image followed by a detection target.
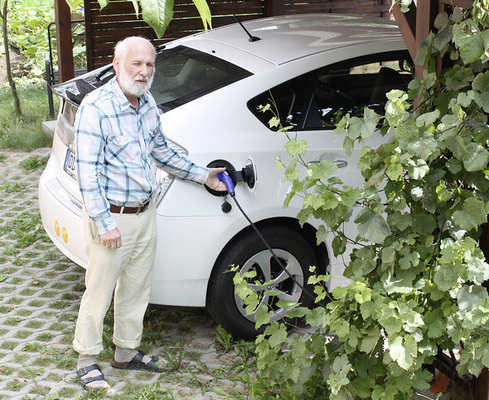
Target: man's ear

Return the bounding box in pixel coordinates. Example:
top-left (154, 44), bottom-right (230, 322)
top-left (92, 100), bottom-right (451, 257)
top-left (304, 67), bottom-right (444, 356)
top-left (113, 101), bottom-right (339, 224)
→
top-left (113, 57), bottom-right (120, 74)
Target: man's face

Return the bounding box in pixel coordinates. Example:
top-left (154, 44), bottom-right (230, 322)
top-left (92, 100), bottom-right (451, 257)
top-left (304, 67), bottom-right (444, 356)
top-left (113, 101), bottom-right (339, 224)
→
top-left (114, 41), bottom-right (155, 98)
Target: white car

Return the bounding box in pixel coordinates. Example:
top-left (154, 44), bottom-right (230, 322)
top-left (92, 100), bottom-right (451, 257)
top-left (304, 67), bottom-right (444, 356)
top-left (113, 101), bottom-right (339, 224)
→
top-left (38, 13), bottom-right (412, 339)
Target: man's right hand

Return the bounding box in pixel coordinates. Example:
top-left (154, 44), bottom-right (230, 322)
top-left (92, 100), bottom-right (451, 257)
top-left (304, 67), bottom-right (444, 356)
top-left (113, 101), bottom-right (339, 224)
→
top-left (100, 227), bottom-right (122, 249)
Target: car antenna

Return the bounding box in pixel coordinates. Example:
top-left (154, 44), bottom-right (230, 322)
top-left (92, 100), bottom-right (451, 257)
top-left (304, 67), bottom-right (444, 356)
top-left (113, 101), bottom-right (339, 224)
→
top-left (233, 15), bottom-right (261, 42)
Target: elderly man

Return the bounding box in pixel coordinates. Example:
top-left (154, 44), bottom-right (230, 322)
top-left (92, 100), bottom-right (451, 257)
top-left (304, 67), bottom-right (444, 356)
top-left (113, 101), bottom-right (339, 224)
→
top-left (73, 36), bottom-right (225, 390)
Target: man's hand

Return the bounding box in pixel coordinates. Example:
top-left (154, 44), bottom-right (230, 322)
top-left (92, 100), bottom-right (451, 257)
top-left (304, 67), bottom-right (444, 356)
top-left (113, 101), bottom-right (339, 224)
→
top-left (100, 227), bottom-right (122, 249)
top-left (206, 167), bottom-right (227, 192)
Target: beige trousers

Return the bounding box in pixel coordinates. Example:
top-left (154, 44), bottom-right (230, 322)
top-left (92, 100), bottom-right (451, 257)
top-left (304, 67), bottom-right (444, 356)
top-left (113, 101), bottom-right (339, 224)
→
top-left (73, 202), bottom-right (157, 355)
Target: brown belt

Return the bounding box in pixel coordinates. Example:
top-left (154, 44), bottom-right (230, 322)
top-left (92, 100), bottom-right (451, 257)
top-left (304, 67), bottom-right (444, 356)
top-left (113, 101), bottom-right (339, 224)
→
top-left (109, 203), bottom-right (150, 214)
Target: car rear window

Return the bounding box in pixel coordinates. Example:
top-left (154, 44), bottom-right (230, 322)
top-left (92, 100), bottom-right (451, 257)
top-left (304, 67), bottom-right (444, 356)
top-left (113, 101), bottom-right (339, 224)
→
top-left (54, 45), bottom-right (251, 111)
top-left (152, 46), bottom-right (252, 111)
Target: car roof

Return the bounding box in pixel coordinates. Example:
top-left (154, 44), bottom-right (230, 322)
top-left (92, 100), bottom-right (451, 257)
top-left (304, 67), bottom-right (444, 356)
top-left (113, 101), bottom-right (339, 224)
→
top-left (179, 13), bottom-right (404, 65)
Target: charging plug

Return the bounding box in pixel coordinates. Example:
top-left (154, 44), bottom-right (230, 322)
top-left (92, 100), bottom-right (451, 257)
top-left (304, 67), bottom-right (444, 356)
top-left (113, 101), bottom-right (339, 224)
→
top-left (217, 172), bottom-right (235, 196)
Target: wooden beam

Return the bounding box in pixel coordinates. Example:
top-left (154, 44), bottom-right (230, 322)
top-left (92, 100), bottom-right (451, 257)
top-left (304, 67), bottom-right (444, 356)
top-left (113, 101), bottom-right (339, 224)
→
top-left (389, 0), bottom-right (417, 61)
top-left (54, 0), bottom-right (74, 82)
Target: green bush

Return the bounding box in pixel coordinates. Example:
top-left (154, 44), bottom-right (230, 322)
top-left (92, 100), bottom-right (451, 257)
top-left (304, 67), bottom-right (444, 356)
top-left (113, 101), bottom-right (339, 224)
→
top-left (238, 2), bottom-right (489, 399)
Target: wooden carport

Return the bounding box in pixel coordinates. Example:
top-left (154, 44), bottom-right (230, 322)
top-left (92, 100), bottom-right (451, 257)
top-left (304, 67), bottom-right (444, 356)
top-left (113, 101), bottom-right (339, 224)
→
top-left (52, 0), bottom-right (391, 82)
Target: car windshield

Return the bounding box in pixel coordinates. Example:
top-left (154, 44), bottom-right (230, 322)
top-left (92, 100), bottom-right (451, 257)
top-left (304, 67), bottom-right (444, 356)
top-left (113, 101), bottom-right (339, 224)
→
top-left (54, 45), bottom-right (252, 110)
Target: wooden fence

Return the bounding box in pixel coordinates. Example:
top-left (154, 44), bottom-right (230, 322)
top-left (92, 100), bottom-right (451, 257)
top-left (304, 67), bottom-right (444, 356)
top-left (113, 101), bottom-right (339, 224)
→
top-left (84, 0), bottom-right (390, 70)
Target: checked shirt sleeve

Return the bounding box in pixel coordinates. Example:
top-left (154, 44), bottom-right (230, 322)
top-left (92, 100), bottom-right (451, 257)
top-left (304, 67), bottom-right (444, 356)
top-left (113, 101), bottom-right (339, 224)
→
top-left (151, 117), bottom-right (209, 184)
top-left (74, 101), bottom-right (117, 235)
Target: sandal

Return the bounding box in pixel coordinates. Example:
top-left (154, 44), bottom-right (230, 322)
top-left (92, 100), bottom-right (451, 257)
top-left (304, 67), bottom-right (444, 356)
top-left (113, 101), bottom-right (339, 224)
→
top-left (111, 350), bottom-right (165, 372)
top-left (77, 364), bottom-right (109, 390)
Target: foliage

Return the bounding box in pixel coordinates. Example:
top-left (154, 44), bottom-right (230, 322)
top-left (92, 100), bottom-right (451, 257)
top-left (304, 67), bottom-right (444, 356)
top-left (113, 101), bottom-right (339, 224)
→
top-left (97, 0), bottom-right (212, 38)
top-left (6, 0), bottom-right (85, 77)
top-left (235, 2), bottom-right (489, 399)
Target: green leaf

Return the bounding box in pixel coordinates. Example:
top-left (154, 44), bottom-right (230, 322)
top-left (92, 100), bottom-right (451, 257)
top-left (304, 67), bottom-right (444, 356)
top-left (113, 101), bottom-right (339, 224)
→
top-left (424, 310), bottom-right (447, 338)
top-left (192, 0), bottom-right (212, 30)
top-left (463, 142), bottom-right (489, 172)
top-left (445, 66), bottom-right (474, 91)
top-left (473, 71), bottom-right (489, 113)
top-left (383, 270), bottom-right (415, 295)
top-left (332, 235), bottom-right (347, 257)
top-left (414, 32), bottom-right (434, 67)
top-left (343, 136), bottom-right (354, 157)
top-left (416, 110), bottom-right (439, 127)
top-left (332, 319), bottom-right (350, 339)
top-left (453, 22), bottom-right (485, 64)
top-left (457, 285), bottom-right (489, 312)
top-left (307, 160), bottom-right (338, 180)
top-left (361, 108), bottom-right (381, 139)
top-left (358, 214), bottom-right (391, 244)
top-left (141, 0), bottom-right (174, 38)
top-left (452, 197), bottom-right (487, 231)
top-left (285, 139), bottom-right (308, 156)
top-left (408, 159), bottom-right (429, 180)
top-left (405, 136), bottom-right (439, 160)
top-left (388, 335), bottom-right (417, 370)
top-left (254, 305), bottom-right (272, 328)
top-left (360, 331), bottom-right (380, 354)
top-left (435, 264), bottom-right (460, 294)
top-left (97, 0), bottom-right (110, 9)
top-left (412, 213), bottom-right (437, 236)
top-left (465, 252), bottom-right (489, 284)
top-left (398, 248), bottom-right (420, 270)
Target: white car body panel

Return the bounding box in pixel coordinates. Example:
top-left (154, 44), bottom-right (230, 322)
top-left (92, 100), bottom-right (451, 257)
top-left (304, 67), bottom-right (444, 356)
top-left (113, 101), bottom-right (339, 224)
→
top-left (38, 13), bottom-right (407, 308)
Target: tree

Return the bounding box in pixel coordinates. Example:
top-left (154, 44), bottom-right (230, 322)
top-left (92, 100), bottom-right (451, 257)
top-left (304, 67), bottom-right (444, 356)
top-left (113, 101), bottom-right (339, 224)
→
top-left (0, 0), bottom-right (21, 119)
top-left (236, 1), bottom-right (489, 398)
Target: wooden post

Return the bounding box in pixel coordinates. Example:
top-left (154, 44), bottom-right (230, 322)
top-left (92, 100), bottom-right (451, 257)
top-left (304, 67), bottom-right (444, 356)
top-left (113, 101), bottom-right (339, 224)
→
top-left (54, 0), bottom-right (74, 82)
top-left (389, 0), bottom-right (417, 61)
top-left (266, 0), bottom-right (285, 16)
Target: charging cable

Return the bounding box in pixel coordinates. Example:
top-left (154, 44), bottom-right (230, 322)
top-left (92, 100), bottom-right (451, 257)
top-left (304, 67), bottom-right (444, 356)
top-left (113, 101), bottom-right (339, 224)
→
top-left (217, 172), bottom-right (318, 303)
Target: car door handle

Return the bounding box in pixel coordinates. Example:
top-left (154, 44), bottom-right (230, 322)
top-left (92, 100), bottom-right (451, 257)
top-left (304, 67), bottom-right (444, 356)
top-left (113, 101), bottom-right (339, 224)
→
top-left (308, 159), bottom-right (348, 169)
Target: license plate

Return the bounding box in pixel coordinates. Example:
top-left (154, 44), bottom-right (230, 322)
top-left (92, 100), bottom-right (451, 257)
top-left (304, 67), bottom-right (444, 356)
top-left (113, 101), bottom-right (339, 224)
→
top-left (63, 149), bottom-right (77, 179)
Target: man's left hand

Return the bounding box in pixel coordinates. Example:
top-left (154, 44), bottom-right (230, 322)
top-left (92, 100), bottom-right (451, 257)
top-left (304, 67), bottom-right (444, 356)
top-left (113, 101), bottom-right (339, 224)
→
top-left (206, 167), bottom-right (227, 192)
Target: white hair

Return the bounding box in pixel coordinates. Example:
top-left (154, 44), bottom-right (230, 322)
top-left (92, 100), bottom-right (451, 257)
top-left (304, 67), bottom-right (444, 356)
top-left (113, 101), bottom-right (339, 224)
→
top-left (114, 36), bottom-right (155, 62)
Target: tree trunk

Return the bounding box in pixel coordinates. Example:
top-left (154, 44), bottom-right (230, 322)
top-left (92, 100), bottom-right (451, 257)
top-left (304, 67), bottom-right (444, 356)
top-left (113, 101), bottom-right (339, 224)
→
top-left (0, 0), bottom-right (22, 119)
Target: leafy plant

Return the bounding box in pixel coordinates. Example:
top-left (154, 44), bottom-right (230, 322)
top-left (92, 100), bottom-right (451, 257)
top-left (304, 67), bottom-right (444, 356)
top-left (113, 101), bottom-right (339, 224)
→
top-left (19, 155), bottom-right (49, 172)
top-left (236, 2), bottom-right (489, 399)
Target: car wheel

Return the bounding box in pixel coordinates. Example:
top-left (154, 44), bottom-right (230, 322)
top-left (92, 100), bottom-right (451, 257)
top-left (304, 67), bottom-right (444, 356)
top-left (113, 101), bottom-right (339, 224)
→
top-left (207, 225), bottom-right (317, 340)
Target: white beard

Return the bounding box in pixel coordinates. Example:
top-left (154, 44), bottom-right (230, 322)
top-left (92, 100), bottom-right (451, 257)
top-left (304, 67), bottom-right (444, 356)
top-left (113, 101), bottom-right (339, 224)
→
top-left (118, 65), bottom-right (154, 98)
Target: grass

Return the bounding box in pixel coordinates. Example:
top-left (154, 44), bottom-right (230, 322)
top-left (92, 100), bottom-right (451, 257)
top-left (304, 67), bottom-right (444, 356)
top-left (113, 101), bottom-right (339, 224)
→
top-left (0, 78), bottom-right (56, 151)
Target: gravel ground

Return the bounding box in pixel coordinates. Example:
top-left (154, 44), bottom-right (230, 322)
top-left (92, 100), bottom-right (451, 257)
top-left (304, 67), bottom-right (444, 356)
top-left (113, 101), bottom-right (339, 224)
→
top-left (0, 149), bottom-right (250, 400)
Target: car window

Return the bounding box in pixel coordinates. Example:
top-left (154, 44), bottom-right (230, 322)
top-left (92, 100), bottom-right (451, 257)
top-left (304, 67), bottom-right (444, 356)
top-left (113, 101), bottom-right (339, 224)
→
top-left (152, 46), bottom-right (253, 111)
top-left (248, 51), bottom-right (413, 131)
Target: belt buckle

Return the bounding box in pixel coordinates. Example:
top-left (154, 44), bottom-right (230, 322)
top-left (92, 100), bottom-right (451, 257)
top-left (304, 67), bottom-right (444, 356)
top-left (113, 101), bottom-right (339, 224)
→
top-left (136, 205), bottom-right (142, 215)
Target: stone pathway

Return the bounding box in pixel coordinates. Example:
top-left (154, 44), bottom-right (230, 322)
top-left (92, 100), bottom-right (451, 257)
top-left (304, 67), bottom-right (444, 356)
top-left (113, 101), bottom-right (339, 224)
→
top-left (0, 149), bottom-right (249, 399)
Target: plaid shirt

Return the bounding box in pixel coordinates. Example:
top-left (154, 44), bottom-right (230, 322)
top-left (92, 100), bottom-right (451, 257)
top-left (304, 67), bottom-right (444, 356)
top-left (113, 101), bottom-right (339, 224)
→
top-left (74, 77), bottom-right (209, 234)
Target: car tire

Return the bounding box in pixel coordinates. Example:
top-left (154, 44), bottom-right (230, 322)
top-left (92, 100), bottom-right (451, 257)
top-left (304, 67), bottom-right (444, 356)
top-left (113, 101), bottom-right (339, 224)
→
top-left (207, 225), bottom-right (317, 340)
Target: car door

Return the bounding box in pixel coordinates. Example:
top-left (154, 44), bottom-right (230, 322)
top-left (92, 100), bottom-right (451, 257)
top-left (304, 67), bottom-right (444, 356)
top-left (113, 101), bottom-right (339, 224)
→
top-left (248, 50), bottom-right (413, 189)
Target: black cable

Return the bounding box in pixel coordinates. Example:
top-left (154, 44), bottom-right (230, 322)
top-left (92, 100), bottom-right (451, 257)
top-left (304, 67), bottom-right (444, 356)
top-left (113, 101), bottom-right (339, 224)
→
top-left (229, 194), bottom-right (319, 303)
